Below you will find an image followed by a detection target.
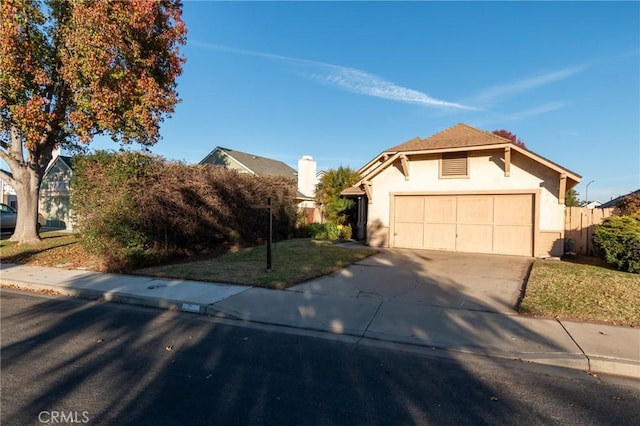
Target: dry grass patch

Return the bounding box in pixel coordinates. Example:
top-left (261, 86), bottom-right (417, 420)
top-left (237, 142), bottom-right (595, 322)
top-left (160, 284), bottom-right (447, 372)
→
top-left (0, 231), bottom-right (102, 269)
top-left (520, 258), bottom-right (640, 327)
top-left (137, 239), bottom-right (378, 289)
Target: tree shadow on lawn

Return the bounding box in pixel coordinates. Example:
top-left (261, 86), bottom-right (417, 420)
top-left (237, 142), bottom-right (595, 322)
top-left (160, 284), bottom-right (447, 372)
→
top-left (0, 242), bottom-right (78, 265)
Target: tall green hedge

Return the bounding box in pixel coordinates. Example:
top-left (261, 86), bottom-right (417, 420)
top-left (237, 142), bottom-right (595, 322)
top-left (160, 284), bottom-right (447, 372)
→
top-left (593, 214), bottom-right (640, 274)
top-left (71, 151), bottom-right (298, 271)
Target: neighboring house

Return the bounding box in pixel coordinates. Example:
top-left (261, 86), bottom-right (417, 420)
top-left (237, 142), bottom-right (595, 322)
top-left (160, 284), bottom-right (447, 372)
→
top-left (582, 200), bottom-right (602, 209)
top-left (40, 155), bottom-right (75, 230)
top-left (199, 147), bottom-right (320, 221)
top-left (342, 123), bottom-right (581, 257)
top-left (600, 189), bottom-right (640, 209)
top-left (0, 170), bottom-right (17, 209)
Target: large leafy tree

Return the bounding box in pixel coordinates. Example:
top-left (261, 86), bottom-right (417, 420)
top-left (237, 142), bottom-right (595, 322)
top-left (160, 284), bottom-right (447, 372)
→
top-left (315, 166), bottom-right (360, 224)
top-left (0, 0), bottom-right (186, 243)
top-left (492, 129), bottom-right (526, 149)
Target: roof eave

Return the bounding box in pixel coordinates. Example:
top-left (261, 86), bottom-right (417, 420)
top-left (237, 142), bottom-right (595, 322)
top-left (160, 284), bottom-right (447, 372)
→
top-left (357, 143), bottom-right (582, 186)
top-left (510, 145), bottom-right (582, 183)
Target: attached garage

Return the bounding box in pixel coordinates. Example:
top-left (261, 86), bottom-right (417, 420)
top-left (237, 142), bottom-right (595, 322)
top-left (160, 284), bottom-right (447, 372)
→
top-left (392, 193), bottom-right (534, 256)
top-left (341, 124), bottom-right (581, 257)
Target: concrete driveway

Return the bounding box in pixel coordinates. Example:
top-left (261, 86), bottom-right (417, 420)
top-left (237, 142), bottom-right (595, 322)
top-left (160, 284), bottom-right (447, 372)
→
top-left (287, 248), bottom-right (533, 314)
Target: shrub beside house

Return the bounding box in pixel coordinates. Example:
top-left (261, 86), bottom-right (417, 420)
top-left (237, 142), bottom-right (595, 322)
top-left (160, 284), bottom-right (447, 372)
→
top-left (593, 190), bottom-right (640, 273)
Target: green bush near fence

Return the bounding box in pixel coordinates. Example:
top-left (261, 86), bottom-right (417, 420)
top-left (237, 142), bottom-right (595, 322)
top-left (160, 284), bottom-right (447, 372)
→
top-left (593, 214), bottom-right (640, 274)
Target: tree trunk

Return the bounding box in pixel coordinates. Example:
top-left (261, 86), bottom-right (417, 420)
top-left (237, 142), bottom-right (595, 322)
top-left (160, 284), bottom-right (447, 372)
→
top-left (9, 166), bottom-right (42, 245)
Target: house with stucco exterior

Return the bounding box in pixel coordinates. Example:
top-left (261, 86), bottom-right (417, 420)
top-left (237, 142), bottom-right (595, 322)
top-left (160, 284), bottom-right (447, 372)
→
top-left (342, 123), bottom-right (581, 257)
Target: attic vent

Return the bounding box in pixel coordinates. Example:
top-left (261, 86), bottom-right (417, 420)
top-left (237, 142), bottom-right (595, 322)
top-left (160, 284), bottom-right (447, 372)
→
top-left (440, 152), bottom-right (468, 178)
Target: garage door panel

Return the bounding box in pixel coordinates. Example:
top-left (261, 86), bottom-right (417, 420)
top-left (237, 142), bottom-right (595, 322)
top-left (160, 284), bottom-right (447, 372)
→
top-left (395, 223), bottom-right (425, 248)
top-left (393, 194), bottom-right (533, 256)
top-left (494, 226), bottom-right (532, 255)
top-left (424, 196), bottom-right (456, 223)
top-left (395, 196), bottom-right (424, 222)
top-left (494, 195), bottom-right (532, 226)
top-left (424, 223), bottom-right (456, 250)
top-left (456, 224), bottom-right (494, 253)
top-left (457, 196), bottom-right (493, 224)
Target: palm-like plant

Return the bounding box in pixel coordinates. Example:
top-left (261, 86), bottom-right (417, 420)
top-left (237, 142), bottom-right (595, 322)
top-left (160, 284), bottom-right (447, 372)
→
top-left (315, 166), bottom-right (360, 224)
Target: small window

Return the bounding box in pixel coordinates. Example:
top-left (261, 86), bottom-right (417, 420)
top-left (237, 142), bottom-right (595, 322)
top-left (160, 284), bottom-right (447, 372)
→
top-left (440, 152), bottom-right (468, 178)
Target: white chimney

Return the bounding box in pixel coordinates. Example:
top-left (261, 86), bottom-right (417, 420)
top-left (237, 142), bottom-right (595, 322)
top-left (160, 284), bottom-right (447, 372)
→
top-left (297, 155), bottom-right (317, 198)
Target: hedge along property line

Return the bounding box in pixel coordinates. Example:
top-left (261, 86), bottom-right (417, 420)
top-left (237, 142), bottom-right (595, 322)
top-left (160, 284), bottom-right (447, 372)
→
top-left (593, 214), bottom-right (640, 274)
top-left (71, 151), bottom-right (299, 271)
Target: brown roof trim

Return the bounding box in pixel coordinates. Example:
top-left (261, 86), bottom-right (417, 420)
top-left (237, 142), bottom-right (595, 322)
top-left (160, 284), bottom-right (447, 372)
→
top-left (349, 124), bottom-right (582, 190)
top-left (510, 145), bottom-right (581, 182)
top-left (359, 152), bottom-right (401, 184)
top-left (341, 186), bottom-right (365, 196)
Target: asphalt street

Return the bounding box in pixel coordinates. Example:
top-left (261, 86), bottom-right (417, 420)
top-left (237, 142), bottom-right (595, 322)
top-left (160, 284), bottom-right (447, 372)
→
top-left (2, 290), bottom-right (639, 426)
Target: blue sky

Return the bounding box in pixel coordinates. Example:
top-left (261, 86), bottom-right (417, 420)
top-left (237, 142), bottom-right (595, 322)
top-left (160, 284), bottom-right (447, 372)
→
top-left (89, 1), bottom-right (638, 202)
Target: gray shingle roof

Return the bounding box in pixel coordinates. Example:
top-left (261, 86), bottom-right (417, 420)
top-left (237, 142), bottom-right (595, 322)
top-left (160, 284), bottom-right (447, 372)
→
top-left (600, 189), bottom-right (640, 209)
top-left (201, 147), bottom-right (297, 179)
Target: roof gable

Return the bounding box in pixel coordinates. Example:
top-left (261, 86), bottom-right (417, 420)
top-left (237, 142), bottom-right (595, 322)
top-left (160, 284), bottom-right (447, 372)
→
top-left (353, 123), bottom-right (581, 187)
top-left (388, 123), bottom-right (511, 152)
top-left (44, 155), bottom-right (73, 176)
top-left (58, 155), bottom-right (73, 170)
top-left (200, 147), bottom-right (297, 179)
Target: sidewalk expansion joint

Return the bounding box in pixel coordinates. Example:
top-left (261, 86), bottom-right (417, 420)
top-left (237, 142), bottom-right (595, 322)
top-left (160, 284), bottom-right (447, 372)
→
top-left (556, 318), bottom-right (592, 373)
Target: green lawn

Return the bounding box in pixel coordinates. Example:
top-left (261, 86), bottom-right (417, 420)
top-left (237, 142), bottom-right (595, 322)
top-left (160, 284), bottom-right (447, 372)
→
top-left (520, 258), bottom-right (640, 327)
top-left (137, 239), bottom-right (378, 289)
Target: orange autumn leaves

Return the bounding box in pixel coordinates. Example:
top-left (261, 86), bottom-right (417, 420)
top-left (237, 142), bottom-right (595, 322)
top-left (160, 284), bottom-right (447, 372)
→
top-left (0, 0), bottom-right (186, 150)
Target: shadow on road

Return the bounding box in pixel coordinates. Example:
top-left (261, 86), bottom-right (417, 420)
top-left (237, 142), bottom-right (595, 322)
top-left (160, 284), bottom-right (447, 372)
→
top-left (2, 289), bottom-right (636, 425)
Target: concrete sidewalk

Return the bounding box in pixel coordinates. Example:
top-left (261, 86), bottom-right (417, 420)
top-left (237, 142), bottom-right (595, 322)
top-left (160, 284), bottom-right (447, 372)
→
top-left (1, 263), bottom-right (638, 379)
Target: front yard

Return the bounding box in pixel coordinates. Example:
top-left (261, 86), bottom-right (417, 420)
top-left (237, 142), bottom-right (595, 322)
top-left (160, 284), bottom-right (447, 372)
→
top-left (137, 239), bottom-right (378, 289)
top-left (3, 232), bottom-right (639, 326)
top-left (520, 257), bottom-right (640, 327)
top-left (1, 233), bottom-right (377, 290)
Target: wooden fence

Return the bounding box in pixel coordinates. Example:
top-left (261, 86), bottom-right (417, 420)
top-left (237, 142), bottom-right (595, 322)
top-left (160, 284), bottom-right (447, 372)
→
top-left (564, 207), bottom-right (613, 256)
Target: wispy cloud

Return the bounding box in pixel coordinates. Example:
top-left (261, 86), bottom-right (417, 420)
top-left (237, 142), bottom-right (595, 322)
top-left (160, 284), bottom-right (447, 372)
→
top-left (467, 66), bottom-right (586, 106)
top-left (506, 101), bottom-right (565, 121)
top-left (468, 101), bottom-right (565, 128)
top-left (311, 67), bottom-right (477, 110)
top-left (191, 41), bottom-right (476, 110)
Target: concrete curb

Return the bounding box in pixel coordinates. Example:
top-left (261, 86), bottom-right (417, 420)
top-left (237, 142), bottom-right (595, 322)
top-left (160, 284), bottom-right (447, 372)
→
top-left (2, 280), bottom-right (638, 380)
top-left (1, 280), bottom-right (210, 314)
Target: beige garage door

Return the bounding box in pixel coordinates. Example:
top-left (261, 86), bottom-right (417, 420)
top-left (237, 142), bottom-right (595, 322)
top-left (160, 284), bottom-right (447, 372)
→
top-left (393, 194), bottom-right (533, 256)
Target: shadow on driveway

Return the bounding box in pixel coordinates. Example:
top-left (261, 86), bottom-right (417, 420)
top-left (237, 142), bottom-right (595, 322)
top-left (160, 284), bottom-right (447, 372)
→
top-left (288, 248), bottom-right (533, 314)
